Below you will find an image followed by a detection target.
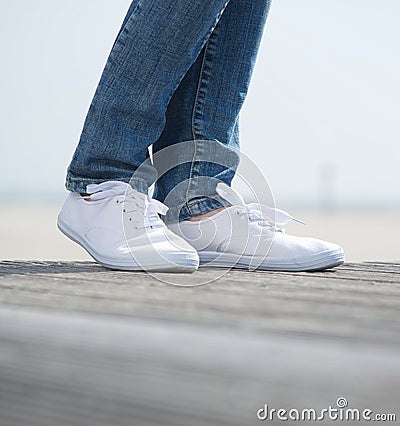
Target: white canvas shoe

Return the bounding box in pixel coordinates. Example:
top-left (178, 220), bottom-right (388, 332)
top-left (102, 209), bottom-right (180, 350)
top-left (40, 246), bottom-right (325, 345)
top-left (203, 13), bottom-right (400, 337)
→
top-left (168, 183), bottom-right (345, 272)
top-left (57, 181), bottom-right (199, 272)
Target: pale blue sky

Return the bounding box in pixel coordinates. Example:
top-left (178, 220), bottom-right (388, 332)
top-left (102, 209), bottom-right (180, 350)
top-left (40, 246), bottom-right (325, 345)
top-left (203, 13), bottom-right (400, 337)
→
top-left (1, 0), bottom-right (399, 207)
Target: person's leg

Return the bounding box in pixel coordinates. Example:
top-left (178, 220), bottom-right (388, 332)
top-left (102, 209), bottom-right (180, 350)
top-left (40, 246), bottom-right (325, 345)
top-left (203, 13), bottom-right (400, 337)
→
top-left (152, 0), bottom-right (272, 222)
top-left (66, 0), bottom-right (231, 195)
top-left (60, 0), bottom-right (245, 272)
top-left (151, 0), bottom-right (344, 271)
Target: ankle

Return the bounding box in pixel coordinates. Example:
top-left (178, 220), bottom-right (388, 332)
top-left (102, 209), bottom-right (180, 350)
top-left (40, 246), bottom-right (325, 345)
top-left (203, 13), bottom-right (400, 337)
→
top-left (187, 207), bottom-right (226, 222)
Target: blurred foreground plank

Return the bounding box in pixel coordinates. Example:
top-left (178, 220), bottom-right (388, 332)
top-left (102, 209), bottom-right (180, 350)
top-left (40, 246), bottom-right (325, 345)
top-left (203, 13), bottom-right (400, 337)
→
top-left (0, 261), bottom-right (399, 426)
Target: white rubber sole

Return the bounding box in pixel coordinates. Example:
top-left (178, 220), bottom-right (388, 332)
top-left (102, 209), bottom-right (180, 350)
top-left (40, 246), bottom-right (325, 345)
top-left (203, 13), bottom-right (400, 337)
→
top-left (198, 248), bottom-right (345, 272)
top-left (57, 217), bottom-right (199, 273)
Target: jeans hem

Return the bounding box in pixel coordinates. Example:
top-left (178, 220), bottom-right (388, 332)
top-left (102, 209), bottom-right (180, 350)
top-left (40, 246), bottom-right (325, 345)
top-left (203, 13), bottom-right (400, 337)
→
top-left (164, 194), bottom-right (231, 224)
top-left (65, 176), bottom-right (148, 194)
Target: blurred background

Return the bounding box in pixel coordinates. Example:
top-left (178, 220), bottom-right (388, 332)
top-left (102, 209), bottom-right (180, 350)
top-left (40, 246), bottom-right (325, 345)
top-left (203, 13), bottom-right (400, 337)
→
top-left (1, 0), bottom-right (399, 262)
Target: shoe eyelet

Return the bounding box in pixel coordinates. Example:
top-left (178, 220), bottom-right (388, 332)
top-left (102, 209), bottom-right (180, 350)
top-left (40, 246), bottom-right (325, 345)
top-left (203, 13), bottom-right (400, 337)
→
top-left (235, 210), bottom-right (241, 216)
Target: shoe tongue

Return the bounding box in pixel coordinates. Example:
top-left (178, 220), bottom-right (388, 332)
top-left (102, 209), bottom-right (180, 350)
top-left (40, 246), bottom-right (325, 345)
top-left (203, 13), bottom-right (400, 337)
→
top-left (86, 181), bottom-right (132, 200)
top-left (85, 181), bottom-right (148, 202)
top-left (216, 183), bottom-right (245, 206)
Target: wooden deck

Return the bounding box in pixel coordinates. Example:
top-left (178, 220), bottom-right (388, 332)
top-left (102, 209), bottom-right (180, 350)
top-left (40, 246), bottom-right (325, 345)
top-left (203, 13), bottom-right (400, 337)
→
top-left (0, 261), bottom-right (399, 425)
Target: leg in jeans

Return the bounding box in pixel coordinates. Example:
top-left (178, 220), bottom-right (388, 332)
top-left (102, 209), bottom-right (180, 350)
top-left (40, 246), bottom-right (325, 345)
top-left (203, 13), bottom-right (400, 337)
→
top-left (152, 0), bottom-right (272, 223)
top-left (60, 0), bottom-right (345, 272)
top-left (65, 0), bottom-right (231, 194)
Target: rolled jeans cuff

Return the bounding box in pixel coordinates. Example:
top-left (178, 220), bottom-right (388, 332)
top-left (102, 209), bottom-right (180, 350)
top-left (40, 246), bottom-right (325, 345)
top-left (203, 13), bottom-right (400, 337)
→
top-left (153, 139), bottom-right (239, 223)
top-left (65, 176), bottom-right (149, 195)
top-left (164, 194), bottom-right (231, 224)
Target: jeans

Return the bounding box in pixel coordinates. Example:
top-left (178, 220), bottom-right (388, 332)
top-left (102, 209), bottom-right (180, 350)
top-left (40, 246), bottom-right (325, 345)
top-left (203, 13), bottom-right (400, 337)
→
top-left (66, 0), bottom-right (271, 222)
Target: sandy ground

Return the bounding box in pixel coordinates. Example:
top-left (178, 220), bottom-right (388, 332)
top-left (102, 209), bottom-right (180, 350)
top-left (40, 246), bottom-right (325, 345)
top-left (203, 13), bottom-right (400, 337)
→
top-left (0, 203), bottom-right (399, 262)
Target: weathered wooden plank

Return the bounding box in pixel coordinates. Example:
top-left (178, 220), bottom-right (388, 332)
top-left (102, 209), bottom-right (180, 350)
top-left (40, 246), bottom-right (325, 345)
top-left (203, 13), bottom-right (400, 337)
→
top-left (0, 261), bottom-right (399, 426)
top-left (1, 262), bottom-right (400, 343)
top-left (0, 306), bottom-right (399, 426)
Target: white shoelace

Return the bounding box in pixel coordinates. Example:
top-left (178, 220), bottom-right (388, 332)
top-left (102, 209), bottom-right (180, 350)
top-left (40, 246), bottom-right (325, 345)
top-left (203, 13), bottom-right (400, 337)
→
top-left (216, 183), bottom-right (305, 232)
top-left (85, 181), bottom-right (168, 231)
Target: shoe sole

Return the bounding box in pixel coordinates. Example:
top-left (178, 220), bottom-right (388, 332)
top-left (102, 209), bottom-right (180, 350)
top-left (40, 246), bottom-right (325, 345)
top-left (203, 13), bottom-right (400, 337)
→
top-left (198, 248), bottom-right (345, 272)
top-left (57, 217), bottom-right (199, 273)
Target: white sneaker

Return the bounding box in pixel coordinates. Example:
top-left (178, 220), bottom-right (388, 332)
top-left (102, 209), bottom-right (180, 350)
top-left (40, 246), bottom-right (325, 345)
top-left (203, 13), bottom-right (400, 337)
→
top-left (168, 183), bottom-right (345, 272)
top-left (57, 181), bottom-right (199, 272)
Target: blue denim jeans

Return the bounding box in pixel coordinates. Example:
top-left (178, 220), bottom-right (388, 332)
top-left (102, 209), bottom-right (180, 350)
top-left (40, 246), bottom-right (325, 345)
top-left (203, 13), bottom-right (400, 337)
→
top-left (66, 0), bottom-right (271, 222)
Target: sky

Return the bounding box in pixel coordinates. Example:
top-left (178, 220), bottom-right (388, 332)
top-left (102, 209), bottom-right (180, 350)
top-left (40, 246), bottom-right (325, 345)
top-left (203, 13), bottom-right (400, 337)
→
top-left (1, 0), bottom-right (399, 208)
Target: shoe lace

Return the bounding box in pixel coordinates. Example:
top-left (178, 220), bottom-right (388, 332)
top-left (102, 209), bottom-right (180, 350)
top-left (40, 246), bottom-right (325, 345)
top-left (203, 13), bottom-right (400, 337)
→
top-left (216, 183), bottom-right (305, 232)
top-left (85, 181), bottom-right (168, 230)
